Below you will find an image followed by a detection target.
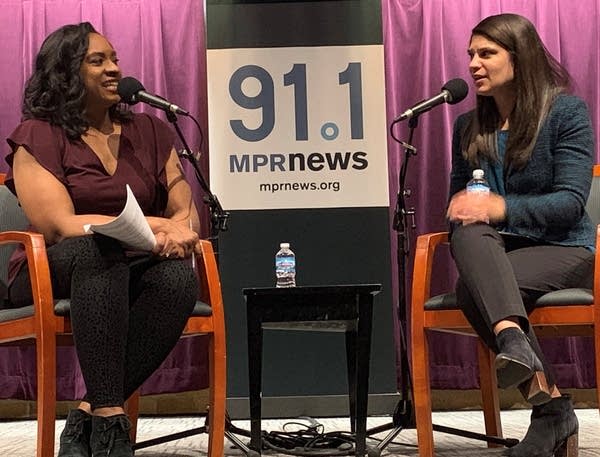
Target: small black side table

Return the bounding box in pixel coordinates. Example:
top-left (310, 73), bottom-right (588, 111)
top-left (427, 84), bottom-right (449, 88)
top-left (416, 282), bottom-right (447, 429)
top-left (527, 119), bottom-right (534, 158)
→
top-left (242, 284), bottom-right (382, 457)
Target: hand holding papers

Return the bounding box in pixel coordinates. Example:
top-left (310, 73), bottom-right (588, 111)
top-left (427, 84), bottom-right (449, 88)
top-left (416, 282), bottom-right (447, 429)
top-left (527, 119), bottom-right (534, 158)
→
top-left (83, 185), bottom-right (156, 251)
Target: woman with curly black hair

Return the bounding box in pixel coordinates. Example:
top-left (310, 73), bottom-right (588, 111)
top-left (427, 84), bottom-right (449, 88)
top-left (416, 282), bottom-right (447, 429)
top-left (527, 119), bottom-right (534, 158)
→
top-left (4, 22), bottom-right (200, 457)
top-left (21, 22), bottom-right (131, 139)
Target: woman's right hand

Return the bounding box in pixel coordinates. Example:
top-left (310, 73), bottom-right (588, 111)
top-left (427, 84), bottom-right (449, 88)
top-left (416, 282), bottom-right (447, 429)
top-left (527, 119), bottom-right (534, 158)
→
top-left (447, 189), bottom-right (507, 225)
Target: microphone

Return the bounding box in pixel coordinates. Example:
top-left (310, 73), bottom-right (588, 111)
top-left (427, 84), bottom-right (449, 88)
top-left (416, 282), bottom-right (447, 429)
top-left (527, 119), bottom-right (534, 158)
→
top-left (394, 78), bottom-right (469, 122)
top-left (117, 76), bottom-right (189, 116)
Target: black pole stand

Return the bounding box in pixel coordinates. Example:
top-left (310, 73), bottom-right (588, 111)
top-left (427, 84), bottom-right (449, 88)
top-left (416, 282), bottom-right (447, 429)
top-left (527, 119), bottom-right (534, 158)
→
top-left (166, 111), bottom-right (229, 251)
top-left (365, 115), bottom-right (517, 454)
top-left (132, 111), bottom-right (260, 457)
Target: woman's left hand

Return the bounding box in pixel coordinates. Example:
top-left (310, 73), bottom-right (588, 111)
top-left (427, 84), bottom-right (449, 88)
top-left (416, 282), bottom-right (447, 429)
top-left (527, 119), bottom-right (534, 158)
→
top-left (147, 149), bottom-right (201, 259)
top-left (152, 220), bottom-right (198, 259)
top-left (447, 190), bottom-right (506, 225)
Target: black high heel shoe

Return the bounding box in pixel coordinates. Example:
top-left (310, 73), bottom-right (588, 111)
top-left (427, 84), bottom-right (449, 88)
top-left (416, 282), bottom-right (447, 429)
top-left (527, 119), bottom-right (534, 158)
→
top-left (503, 395), bottom-right (578, 457)
top-left (495, 327), bottom-right (552, 405)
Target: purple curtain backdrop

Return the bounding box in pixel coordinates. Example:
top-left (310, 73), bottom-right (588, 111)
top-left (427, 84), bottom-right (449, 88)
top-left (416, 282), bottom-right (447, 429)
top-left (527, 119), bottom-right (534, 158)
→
top-left (383, 0), bottom-right (600, 389)
top-left (1, 0), bottom-right (599, 401)
top-left (0, 0), bottom-right (210, 400)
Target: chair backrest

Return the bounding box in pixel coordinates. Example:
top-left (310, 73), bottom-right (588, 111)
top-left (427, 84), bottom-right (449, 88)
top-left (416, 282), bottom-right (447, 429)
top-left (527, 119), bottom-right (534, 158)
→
top-left (0, 174), bottom-right (30, 297)
top-left (586, 165), bottom-right (600, 227)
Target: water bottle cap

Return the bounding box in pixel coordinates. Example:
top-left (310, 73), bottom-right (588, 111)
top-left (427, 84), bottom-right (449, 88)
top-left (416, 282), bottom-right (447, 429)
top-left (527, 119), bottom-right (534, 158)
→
top-left (280, 242), bottom-right (290, 249)
top-left (472, 169), bottom-right (485, 179)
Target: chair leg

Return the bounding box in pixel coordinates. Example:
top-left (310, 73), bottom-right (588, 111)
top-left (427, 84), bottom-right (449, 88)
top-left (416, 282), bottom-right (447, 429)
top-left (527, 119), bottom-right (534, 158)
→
top-left (124, 390), bottom-right (141, 444)
top-left (594, 321), bottom-right (600, 421)
top-left (207, 333), bottom-right (226, 457)
top-left (477, 339), bottom-right (502, 445)
top-left (36, 336), bottom-right (57, 457)
top-left (412, 328), bottom-right (435, 457)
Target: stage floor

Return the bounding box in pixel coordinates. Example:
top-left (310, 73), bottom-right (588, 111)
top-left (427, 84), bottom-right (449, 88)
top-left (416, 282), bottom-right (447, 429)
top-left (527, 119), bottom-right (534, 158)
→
top-left (1, 409), bottom-right (599, 456)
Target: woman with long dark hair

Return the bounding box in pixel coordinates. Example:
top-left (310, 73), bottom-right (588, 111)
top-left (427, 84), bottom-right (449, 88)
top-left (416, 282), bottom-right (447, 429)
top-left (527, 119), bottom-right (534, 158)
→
top-left (447, 13), bottom-right (594, 457)
top-left (4, 23), bottom-right (200, 457)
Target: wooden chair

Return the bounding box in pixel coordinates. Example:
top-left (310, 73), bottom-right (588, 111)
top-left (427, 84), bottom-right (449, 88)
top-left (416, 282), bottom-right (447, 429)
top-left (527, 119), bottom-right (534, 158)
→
top-left (0, 173), bottom-right (226, 457)
top-left (410, 165), bottom-right (600, 457)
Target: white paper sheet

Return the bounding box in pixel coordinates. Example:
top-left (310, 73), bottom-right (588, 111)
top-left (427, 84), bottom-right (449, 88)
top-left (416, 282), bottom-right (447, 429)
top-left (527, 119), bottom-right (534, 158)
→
top-left (83, 185), bottom-right (156, 251)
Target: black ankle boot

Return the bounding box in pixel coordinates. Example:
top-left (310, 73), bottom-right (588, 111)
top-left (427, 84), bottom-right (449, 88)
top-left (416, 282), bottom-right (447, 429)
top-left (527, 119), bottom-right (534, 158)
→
top-left (495, 327), bottom-right (551, 405)
top-left (57, 409), bottom-right (92, 457)
top-left (503, 395), bottom-right (578, 457)
top-left (90, 414), bottom-right (133, 457)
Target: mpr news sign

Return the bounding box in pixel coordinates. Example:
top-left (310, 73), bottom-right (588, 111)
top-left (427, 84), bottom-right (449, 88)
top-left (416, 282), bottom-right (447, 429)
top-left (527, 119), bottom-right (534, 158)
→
top-left (207, 44), bottom-right (389, 210)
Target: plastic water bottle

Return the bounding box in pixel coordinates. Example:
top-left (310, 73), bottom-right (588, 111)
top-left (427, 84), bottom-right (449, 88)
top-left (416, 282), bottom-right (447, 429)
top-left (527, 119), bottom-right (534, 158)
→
top-left (466, 169), bottom-right (490, 223)
top-left (466, 169), bottom-right (490, 194)
top-left (275, 242), bottom-right (296, 288)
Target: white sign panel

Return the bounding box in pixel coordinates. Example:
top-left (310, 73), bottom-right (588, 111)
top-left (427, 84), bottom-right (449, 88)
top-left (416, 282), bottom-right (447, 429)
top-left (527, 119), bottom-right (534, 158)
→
top-left (207, 45), bottom-right (389, 210)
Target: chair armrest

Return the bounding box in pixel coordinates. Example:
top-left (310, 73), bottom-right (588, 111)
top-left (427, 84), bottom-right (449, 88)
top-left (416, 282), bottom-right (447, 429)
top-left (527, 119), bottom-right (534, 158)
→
top-left (411, 231), bottom-right (449, 313)
top-left (0, 230), bottom-right (56, 330)
top-left (195, 240), bottom-right (225, 325)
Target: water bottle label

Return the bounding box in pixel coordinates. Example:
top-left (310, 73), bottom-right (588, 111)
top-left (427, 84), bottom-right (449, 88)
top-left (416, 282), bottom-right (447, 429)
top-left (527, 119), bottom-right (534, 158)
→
top-left (276, 256), bottom-right (295, 271)
top-left (466, 183), bottom-right (489, 193)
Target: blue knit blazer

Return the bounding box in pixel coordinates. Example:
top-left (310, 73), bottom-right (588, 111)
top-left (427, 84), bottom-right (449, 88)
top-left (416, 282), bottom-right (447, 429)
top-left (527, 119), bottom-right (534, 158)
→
top-left (449, 94), bottom-right (596, 247)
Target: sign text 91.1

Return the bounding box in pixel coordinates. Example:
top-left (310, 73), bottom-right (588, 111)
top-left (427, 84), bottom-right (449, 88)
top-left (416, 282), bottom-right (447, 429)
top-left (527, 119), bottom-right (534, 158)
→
top-left (229, 62), bottom-right (364, 142)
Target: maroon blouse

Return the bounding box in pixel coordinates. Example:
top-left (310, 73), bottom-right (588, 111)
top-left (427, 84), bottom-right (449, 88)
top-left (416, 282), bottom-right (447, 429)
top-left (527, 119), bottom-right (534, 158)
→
top-left (4, 113), bottom-right (175, 284)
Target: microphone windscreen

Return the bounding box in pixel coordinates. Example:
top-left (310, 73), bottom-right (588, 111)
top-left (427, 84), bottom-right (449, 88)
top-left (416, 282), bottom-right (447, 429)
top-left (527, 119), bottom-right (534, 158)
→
top-left (442, 78), bottom-right (469, 104)
top-left (117, 77), bottom-right (145, 105)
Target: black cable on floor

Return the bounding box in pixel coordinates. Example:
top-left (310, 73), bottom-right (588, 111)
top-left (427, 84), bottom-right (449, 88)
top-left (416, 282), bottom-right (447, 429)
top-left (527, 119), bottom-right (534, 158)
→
top-left (259, 420), bottom-right (356, 456)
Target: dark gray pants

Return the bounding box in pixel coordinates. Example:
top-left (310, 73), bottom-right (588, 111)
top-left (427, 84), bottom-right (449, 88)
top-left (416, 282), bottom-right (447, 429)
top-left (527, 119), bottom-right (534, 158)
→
top-left (450, 223), bottom-right (594, 387)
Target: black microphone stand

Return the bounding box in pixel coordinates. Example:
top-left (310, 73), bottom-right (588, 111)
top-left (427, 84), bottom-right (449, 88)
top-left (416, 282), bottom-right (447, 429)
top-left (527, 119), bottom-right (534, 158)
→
top-left (131, 110), bottom-right (259, 457)
top-left (365, 115), bottom-right (517, 455)
top-left (165, 111), bottom-right (229, 254)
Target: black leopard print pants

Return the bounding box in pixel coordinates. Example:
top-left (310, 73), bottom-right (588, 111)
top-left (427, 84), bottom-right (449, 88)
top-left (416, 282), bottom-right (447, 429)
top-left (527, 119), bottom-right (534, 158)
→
top-left (9, 235), bottom-right (198, 409)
